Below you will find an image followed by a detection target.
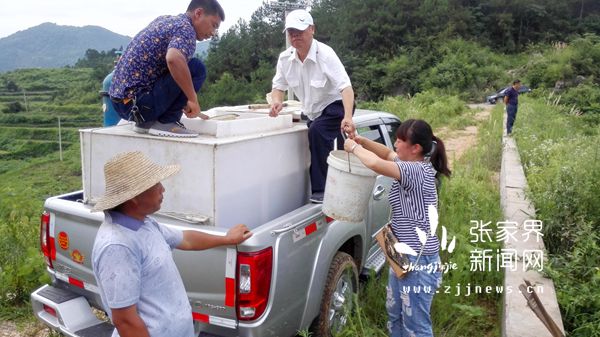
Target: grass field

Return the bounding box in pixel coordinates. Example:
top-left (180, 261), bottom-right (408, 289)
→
top-left (0, 84), bottom-right (98, 320)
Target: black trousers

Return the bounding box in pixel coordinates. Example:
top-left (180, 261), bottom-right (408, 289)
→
top-left (112, 58), bottom-right (206, 124)
top-left (306, 101), bottom-right (346, 194)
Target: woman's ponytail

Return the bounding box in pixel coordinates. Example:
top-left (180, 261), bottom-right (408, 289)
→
top-left (430, 135), bottom-right (451, 178)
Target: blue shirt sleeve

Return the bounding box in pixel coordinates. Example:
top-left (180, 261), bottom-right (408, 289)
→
top-left (167, 23), bottom-right (196, 60)
top-left (152, 219), bottom-right (184, 249)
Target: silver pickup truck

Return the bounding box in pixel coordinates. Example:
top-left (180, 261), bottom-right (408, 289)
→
top-left (30, 109), bottom-right (401, 337)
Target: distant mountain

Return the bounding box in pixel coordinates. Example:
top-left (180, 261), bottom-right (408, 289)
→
top-left (0, 23), bottom-right (132, 73)
top-left (195, 40), bottom-right (211, 58)
top-left (0, 23), bottom-right (214, 73)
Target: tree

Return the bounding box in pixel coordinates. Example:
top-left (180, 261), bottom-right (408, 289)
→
top-left (204, 2), bottom-right (285, 84)
top-left (5, 80), bottom-right (19, 92)
top-left (2, 101), bottom-right (24, 114)
top-left (75, 48), bottom-right (120, 81)
top-left (199, 0), bottom-right (600, 104)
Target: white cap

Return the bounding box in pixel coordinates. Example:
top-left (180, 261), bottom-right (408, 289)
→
top-left (284, 9), bottom-right (313, 32)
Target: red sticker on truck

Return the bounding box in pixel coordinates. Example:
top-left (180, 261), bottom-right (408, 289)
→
top-left (293, 218), bottom-right (328, 242)
top-left (71, 250), bottom-right (84, 264)
top-left (58, 232), bottom-right (69, 250)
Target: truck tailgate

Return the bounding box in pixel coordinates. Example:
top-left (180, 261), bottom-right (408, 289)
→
top-left (174, 239), bottom-right (239, 329)
top-left (46, 196), bottom-right (104, 302)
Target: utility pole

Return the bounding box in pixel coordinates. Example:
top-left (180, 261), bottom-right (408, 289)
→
top-left (268, 0), bottom-right (311, 101)
top-left (22, 89), bottom-right (29, 113)
top-left (58, 117), bottom-right (63, 161)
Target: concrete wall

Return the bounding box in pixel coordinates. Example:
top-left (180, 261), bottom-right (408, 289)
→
top-left (500, 135), bottom-right (565, 337)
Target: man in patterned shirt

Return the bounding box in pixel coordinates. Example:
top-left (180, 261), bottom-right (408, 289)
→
top-left (109, 0), bottom-right (224, 137)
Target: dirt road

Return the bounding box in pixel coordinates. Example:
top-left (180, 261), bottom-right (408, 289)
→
top-left (438, 103), bottom-right (492, 167)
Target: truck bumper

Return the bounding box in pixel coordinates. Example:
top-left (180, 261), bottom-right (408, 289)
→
top-left (31, 284), bottom-right (114, 337)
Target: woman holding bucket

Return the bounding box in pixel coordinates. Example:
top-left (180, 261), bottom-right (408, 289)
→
top-left (344, 119), bottom-right (451, 337)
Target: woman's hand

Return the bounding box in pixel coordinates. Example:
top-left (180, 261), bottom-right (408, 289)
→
top-left (344, 138), bottom-right (359, 153)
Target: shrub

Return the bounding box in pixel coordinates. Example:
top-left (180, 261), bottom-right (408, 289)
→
top-left (0, 187), bottom-right (51, 316)
top-left (361, 90), bottom-right (468, 130)
top-left (420, 39), bottom-right (510, 101)
top-left (5, 80), bottom-right (19, 92)
top-left (522, 34), bottom-right (600, 114)
top-left (199, 72), bottom-right (258, 109)
top-left (2, 101), bottom-right (24, 114)
top-left (560, 83), bottom-right (600, 115)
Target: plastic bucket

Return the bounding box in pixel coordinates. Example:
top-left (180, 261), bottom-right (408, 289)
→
top-left (322, 150), bottom-right (377, 222)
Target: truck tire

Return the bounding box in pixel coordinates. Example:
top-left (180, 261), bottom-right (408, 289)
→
top-left (312, 252), bottom-right (358, 337)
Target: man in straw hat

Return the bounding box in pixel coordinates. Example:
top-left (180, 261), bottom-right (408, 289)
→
top-left (91, 151), bottom-right (251, 337)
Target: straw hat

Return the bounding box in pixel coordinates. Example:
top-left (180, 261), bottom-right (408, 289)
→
top-left (91, 151), bottom-right (180, 212)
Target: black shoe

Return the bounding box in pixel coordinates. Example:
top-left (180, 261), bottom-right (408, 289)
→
top-left (310, 192), bottom-right (324, 204)
top-left (133, 119), bottom-right (155, 134)
top-left (131, 107), bottom-right (154, 134)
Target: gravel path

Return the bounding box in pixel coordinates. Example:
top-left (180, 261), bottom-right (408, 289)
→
top-left (0, 321), bottom-right (50, 337)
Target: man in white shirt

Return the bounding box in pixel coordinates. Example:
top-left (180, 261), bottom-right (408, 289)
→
top-left (270, 9), bottom-right (356, 203)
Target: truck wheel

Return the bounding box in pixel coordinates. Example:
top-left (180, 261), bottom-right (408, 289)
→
top-left (312, 252), bottom-right (358, 337)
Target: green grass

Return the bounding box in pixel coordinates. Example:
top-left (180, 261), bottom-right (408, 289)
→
top-left (431, 105), bottom-right (504, 337)
top-left (360, 90), bottom-right (471, 131)
top-left (0, 126), bottom-right (81, 164)
top-left (0, 68), bottom-right (139, 322)
top-left (514, 96), bottom-right (600, 336)
top-left (0, 142), bottom-right (82, 318)
top-left (339, 101), bottom-right (504, 336)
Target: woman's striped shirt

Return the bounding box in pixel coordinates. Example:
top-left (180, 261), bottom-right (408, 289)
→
top-left (389, 159), bottom-right (440, 255)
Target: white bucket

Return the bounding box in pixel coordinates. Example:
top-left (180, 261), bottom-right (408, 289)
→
top-left (322, 150), bottom-right (377, 222)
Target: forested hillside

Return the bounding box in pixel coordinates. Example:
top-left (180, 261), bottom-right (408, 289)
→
top-left (202, 0), bottom-right (600, 104)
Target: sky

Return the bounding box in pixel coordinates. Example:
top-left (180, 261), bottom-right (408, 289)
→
top-left (0, 0), bottom-right (266, 39)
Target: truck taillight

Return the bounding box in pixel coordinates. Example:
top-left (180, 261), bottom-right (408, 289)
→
top-left (236, 247), bottom-right (272, 321)
top-left (43, 304), bottom-right (57, 317)
top-left (40, 211), bottom-right (55, 269)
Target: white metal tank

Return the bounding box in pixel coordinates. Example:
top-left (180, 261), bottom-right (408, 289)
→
top-left (81, 111), bottom-right (309, 229)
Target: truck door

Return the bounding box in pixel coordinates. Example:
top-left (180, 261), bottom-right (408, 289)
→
top-left (355, 120), bottom-right (396, 243)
